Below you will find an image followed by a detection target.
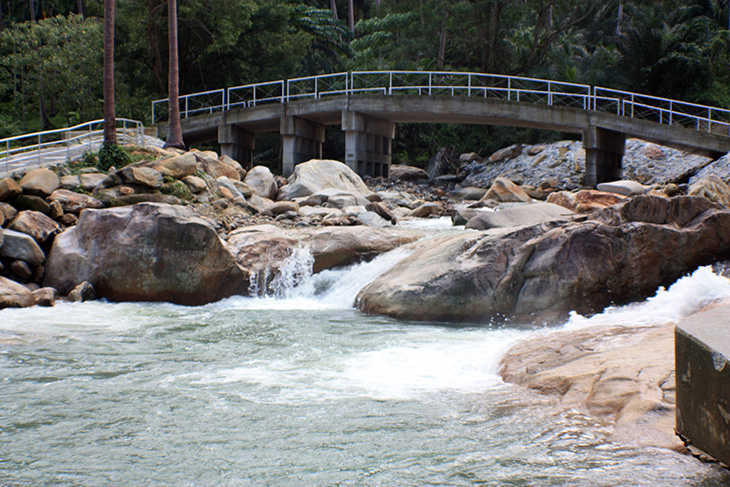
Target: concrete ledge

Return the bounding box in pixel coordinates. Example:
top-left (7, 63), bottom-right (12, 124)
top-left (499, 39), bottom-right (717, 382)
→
top-left (676, 303), bottom-right (730, 466)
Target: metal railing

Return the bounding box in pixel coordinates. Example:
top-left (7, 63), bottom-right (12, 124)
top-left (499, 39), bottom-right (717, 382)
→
top-left (0, 118), bottom-right (146, 177)
top-left (150, 70), bottom-right (730, 137)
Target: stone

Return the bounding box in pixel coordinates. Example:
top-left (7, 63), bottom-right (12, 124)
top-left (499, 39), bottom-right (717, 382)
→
top-left (676, 303), bottom-right (730, 465)
top-left (244, 166), bottom-right (278, 200)
top-left (59, 213), bottom-right (78, 226)
top-left (0, 202), bottom-right (18, 223)
top-left (426, 148), bottom-right (452, 179)
top-left (269, 201), bottom-right (300, 215)
top-left (326, 194), bottom-right (358, 209)
top-left (481, 177), bottom-right (532, 203)
top-left (546, 190), bottom-right (626, 213)
top-left (356, 195), bottom-right (730, 323)
top-left (459, 152), bottom-right (483, 164)
top-left (195, 151), bottom-right (241, 181)
top-left (0, 228), bottom-right (46, 265)
top-left (0, 276), bottom-right (35, 309)
top-left (19, 168), bottom-right (60, 196)
top-left (488, 144), bottom-right (522, 163)
top-left (49, 200), bottom-right (64, 220)
top-left (366, 201), bottom-right (397, 224)
top-left (219, 155), bottom-right (247, 179)
top-left (118, 166), bottom-right (163, 189)
top-left (155, 152), bottom-right (197, 179)
top-left (75, 173), bottom-right (107, 191)
top-left (9, 211), bottom-right (60, 243)
top-left (246, 194), bottom-right (276, 214)
top-left (48, 189), bottom-right (103, 214)
top-left (452, 187), bottom-right (488, 201)
top-left (388, 165), bottom-right (429, 182)
top-left (60, 175), bottom-right (81, 190)
top-left (465, 202), bottom-right (574, 230)
top-left (110, 194), bottom-right (185, 207)
top-left (216, 177), bottom-right (244, 200)
top-left (67, 281), bottom-right (97, 302)
top-left (32, 287), bottom-right (56, 307)
top-left (231, 180), bottom-right (254, 198)
top-left (0, 177), bottom-right (22, 201)
top-left (12, 194), bottom-right (51, 214)
top-left (356, 211), bottom-right (391, 227)
top-left (688, 175), bottom-right (730, 208)
top-left (43, 203), bottom-right (247, 305)
top-left (9, 260), bottom-right (33, 281)
top-left (182, 175), bottom-right (208, 193)
top-left (597, 180), bottom-right (647, 196)
top-left (407, 202), bottom-right (442, 218)
top-left (278, 160), bottom-right (369, 201)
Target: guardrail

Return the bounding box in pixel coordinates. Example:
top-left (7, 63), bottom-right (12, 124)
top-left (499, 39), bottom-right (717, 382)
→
top-left (0, 118), bottom-right (145, 177)
top-left (151, 70), bottom-right (730, 137)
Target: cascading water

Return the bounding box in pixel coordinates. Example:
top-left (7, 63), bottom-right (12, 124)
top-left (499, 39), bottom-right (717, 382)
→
top-left (1, 242), bottom-right (730, 485)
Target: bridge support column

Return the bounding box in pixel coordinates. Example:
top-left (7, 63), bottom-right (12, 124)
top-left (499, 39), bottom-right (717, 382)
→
top-left (281, 116), bottom-right (324, 177)
top-left (219, 124), bottom-right (254, 168)
top-left (342, 111), bottom-right (395, 178)
top-left (583, 127), bottom-right (626, 187)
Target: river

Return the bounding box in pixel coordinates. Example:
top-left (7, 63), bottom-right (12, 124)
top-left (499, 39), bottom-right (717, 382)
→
top-left (2, 219), bottom-right (730, 486)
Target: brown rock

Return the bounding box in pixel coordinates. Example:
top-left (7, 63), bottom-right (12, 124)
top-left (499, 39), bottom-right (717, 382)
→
top-left (196, 152), bottom-right (241, 181)
top-left (9, 210), bottom-right (60, 243)
top-left (155, 152), bottom-right (197, 179)
top-left (9, 260), bottom-right (33, 281)
top-left (219, 155), bottom-right (247, 179)
top-left (481, 177), bottom-right (532, 203)
top-left (19, 168), bottom-right (60, 196)
top-left (0, 276), bottom-right (36, 309)
top-left (547, 190), bottom-right (625, 213)
top-left (218, 186), bottom-right (235, 200)
top-left (407, 202), bottom-right (442, 218)
top-left (49, 200), bottom-right (64, 219)
top-left (182, 175), bottom-right (208, 193)
top-left (389, 165), bottom-right (429, 182)
top-left (0, 177), bottom-right (22, 201)
top-left (270, 201), bottom-right (300, 215)
top-left (44, 203), bottom-right (248, 305)
top-left (118, 166), bottom-right (163, 189)
top-left (12, 194), bottom-right (51, 214)
top-left (0, 202), bottom-right (18, 224)
top-left (32, 287), bottom-right (56, 307)
top-left (67, 281), bottom-right (97, 302)
top-left (488, 144), bottom-right (522, 163)
top-left (59, 213), bottom-right (78, 226)
top-left (688, 175), bottom-right (730, 208)
top-left (48, 189), bottom-right (103, 214)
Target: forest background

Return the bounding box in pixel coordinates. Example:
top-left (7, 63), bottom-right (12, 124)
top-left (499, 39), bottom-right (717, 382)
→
top-left (1, 0), bottom-right (730, 167)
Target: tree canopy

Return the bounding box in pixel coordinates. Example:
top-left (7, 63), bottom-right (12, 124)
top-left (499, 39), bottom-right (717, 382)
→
top-left (1, 0), bottom-right (729, 161)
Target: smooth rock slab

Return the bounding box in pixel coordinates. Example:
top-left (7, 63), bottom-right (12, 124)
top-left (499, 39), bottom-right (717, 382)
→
top-left (465, 202), bottom-right (574, 230)
top-left (44, 203), bottom-right (247, 305)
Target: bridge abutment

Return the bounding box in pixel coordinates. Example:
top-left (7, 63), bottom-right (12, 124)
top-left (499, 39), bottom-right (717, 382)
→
top-left (219, 125), bottom-right (254, 168)
top-left (583, 127), bottom-right (626, 187)
top-left (281, 116), bottom-right (325, 176)
top-left (342, 111), bottom-right (395, 178)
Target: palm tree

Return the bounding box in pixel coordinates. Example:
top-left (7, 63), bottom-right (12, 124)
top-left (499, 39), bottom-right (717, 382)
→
top-left (164, 0), bottom-right (184, 149)
top-left (103, 0), bottom-right (116, 145)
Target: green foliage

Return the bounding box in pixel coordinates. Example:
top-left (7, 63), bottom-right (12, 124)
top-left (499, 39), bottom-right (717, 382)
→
top-left (98, 144), bottom-right (132, 172)
top-left (160, 180), bottom-right (194, 201)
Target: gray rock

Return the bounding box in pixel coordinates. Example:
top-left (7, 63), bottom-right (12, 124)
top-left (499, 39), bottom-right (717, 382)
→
top-left (244, 166), bottom-right (278, 200)
top-left (278, 160), bottom-right (369, 200)
top-left (19, 168), bottom-right (60, 196)
top-left (67, 281), bottom-right (97, 302)
top-left (465, 202), bottom-right (574, 230)
top-left (0, 276), bottom-right (35, 309)
top-left (0, 229), bottom-right (45, 265)
top-left (597, 180), bottom-right (647, 196)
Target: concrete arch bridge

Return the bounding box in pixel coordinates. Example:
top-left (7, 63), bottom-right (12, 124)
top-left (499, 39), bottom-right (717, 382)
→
top-left (152, 71), bottom-right (730, 187)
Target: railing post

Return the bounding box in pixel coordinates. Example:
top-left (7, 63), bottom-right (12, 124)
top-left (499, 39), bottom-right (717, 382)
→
top-left (508, 77), bottom-right (511, 101)
top-left (185, 96), bottom-right (189, 119)
top-left (468, 73), bottom-right (472, 97)
top-left (315, 77), bottom-right (318, 99)
top-left (669, 101), bottom-right (673, 125)
top-left (429, 72), bottom-right (432, 95)
top-left (548, 81), bottom-right (552, 106)
top-left (389, 72), bottom-right (393, 95)
top-left (37, 134), bottom-right (41, 167)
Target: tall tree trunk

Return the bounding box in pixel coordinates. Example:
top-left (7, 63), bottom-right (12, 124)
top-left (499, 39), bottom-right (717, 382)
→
top-left (165, 0), bottom-right (184, 149)
top-left (77, 0), bottom-right (85, 17)
top-left (103, 0), bottom-right (116, 145)
top-left (348, 0), bottom-right (355, 32)
top-left (437, 4), bottom-right (448, 69)
top-left (330, 0), bottom-right (338, 20)
top-left (0, 1), bottom-right (5, 31)
top-left (29, 0), bottom-right (36, 21)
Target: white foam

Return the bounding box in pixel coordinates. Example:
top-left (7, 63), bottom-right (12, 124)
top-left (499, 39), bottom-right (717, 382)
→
top-left (563, 266), bottom-right (730, 330)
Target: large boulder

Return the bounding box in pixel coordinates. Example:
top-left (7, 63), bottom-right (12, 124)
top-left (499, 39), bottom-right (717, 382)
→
top-left (389, 165), bottom-right (429, 182)
top-left (43, 203), bottom-right (248, 305)
top-left (0, 177), bottom-right (22, 201)
top-left (547, 189), bottom-right (626, 213)
top-left (19, 168), bottom-right (60, 196)
top-left (357, 195), bottom-right (730, 323)
top-left (277, 160), bottom-right (369, 201)
top-left (195, 151), bottom-right (240, 181)
top-left (688, 175), bottom-right (730, 208)
top-left (244, 166), bottom-right (278, 200)
top-left (117, 166), bottom-right (163, 189)
top-left (154, 152), bottom-right (198, 180)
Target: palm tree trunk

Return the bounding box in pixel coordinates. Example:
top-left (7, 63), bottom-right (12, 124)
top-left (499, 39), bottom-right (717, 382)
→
top-left (29, 0), bottom-right (36, 21)
top-left (348, 0), bottom-right (355, 33)
top-left (329, 0), bottom-right (338, 20)
top-left (165, 0), bottom-right (184, 149)
top-left (103, 0), bottom-right (116, 145)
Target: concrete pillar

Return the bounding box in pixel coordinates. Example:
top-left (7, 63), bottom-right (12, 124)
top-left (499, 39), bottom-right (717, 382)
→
top-left (280, 116), bottom-right (325, 177)
top-left (342, 111), bottom-right (395, 178)
top-left (676, 303), bottom-right (730, 466)
top-left (218, 124), bottom-right (254, 168)
top-left (583, 127), bottom-right (626, 187)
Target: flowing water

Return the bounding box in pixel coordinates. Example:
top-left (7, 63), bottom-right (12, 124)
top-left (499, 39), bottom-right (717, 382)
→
top-left (2, 220), bottom-right (730, 486)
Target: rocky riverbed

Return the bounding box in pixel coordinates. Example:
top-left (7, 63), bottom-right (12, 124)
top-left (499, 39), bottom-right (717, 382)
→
top-left (2, 137), bottom-right (730, 460)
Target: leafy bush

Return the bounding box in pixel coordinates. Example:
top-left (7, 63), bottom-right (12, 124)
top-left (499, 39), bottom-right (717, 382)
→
top-left (98, 144), bottom-right (133, 172)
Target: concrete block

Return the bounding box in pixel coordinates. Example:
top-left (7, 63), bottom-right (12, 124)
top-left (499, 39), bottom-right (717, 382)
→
top-left (676, 303), bottom-right (730, 466)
